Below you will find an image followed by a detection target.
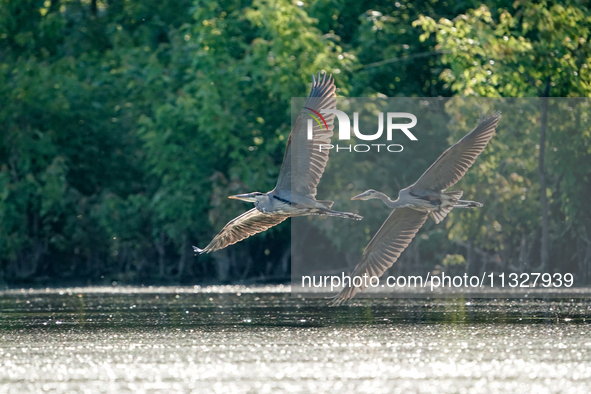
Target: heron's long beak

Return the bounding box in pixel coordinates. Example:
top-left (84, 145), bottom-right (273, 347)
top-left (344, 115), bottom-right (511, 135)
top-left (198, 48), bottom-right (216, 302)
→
top-left (228, 193), bottom-right (258, 202)
top-left (351, 192), bottom-right (367, 201)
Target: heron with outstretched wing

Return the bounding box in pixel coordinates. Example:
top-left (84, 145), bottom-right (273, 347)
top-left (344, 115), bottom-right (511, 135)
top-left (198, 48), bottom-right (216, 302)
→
top-left (330, 112), bottom-right (501, 305)
top-left (194, 73), bottom-right (362, 255)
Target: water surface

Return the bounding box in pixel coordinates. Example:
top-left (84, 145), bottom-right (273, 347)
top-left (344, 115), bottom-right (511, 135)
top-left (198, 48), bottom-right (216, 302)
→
top-left (1, 286), bottom-right (590, 393)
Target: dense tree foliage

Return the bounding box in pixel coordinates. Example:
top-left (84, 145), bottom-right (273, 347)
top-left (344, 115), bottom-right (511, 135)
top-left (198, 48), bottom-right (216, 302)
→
top-left (1, 0), bottom-right (590, 286)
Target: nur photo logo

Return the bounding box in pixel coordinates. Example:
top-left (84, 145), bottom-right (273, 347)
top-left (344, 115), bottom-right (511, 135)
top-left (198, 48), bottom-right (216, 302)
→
top-left (304, 108), bottom-right (418, 152)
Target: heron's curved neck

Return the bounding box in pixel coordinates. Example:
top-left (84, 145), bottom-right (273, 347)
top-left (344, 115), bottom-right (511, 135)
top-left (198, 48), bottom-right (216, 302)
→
top-left (372, 191), bottom-right (402, 209)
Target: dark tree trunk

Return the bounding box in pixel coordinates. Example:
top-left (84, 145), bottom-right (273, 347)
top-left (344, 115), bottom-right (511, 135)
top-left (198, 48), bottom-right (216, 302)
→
top-left (212, 251), bottom-right (231, 282)
top-left (278, 243), bottom-right (291, 278)
top-left (13, 208), bottom-right (46, 280)
top-left (155, 231), bottom-right (166, 277)
top-left (580, 222), bottom-right (591, 285)
top-left (465, 240), bottom-right (475, 275)
top-left (517, 233), bottom-right (529, 274)
top-left (241, 253), bottom-right (254, 280)
top-left (538, 78), bottom-right (551, 272)
top-left (177, 232), bottom-right (188, 277)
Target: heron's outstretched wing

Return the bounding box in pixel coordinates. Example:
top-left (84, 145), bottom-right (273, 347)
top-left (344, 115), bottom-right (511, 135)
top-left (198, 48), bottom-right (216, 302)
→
top-left (274, 73), bottom-right (337, 199)
top-left (194, 209), bottom-right (289, 254)
top-left (331, 208), bottom-right (428, 305)
top-left (412, 112), bottom-right (501, 192)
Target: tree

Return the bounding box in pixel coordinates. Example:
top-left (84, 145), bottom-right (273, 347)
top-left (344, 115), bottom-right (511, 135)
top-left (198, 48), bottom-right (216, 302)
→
top-left (415, 1), bottom-right (591, 275)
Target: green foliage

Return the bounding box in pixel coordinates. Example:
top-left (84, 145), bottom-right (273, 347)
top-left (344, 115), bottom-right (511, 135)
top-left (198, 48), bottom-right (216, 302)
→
top-left (442, 254), bottom-right (466, 267)
top-left (415, 1), bottom-right (591, 274)
top-left (414, 1), bottom-right (591, 96)
top-left (0, 0), bottom-right (344, 283)
top-left (1, 0), bottom-right (590, 285)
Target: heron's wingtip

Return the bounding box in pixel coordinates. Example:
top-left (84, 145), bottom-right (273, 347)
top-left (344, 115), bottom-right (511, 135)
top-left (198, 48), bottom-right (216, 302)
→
top-left (479, 110), bottom-right (502, 123)
top-left (192, 246), bottom-right (205, 255)
top-left (486, 110), bottom-right (502, 120)
top-left (326, 295), bottom-right (346, 307)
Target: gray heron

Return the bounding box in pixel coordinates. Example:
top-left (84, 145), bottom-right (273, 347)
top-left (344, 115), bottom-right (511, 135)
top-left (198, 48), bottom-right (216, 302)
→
top-left (330, 112), bottom-right (501, 305)
top-left (194, 73), bottom-right (362, 255)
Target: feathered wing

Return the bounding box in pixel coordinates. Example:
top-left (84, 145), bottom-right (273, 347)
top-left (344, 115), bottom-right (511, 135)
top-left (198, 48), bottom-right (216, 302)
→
top-left (330, 208), bottom-right (429, 305)
top-left (274, 73), bottom-right (337, 199)
top-left (412, 112), bottom-right (501, 192)
top-left (195, 209), bottom-right (289, 254)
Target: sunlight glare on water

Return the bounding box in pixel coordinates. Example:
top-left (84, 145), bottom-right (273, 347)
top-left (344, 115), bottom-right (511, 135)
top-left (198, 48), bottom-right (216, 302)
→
top-left (1, 286), bottom-right (590, 393)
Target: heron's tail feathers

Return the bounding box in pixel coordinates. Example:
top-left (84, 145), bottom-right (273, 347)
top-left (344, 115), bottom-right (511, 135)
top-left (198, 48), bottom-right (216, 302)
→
top-left (316, 200), bottom-right (334, 209)
top-left (444, 190), bottom-right (464, 200)
top-left (431, 191), bottom-right (483, 224)
top-left (431, 191), bottom-right (464, 224)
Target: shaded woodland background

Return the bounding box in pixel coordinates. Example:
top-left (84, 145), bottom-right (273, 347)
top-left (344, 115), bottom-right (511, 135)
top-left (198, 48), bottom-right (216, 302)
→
top-left (1, 0), bottom-right (590, 286)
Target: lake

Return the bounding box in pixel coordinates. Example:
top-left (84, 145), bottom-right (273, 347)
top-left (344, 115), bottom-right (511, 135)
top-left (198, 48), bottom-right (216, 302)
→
top-left (1, 286), bottom-right (590, 393)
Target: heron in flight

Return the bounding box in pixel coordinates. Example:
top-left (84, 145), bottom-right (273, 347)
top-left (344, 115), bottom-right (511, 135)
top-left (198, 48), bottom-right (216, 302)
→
top-left (330, 112), bottom-right (501, 305)
top-left (194, 73), bottom-right (362, 255)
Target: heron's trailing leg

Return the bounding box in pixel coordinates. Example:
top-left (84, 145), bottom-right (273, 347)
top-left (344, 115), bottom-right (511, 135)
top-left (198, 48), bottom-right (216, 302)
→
top-left (313, 209), bottom-right (363, 220)
top-left (453, 200), bottom-right (483, 208)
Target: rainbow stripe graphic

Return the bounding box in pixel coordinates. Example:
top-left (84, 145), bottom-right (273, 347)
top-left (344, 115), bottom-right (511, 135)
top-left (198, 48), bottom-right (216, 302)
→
top-left (304, 107), bottom-right (328, 133)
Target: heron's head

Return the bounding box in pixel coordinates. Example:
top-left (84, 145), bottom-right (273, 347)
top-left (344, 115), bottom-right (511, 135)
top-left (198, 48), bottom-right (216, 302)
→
top-left (228, 192), bottom-right (266, 203)
top-left (351, 189), bottom-right (379, 201)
